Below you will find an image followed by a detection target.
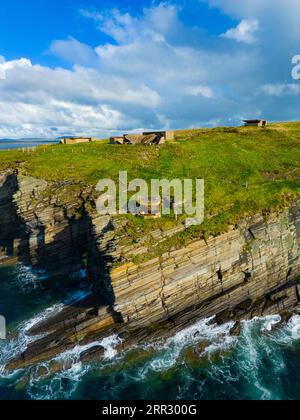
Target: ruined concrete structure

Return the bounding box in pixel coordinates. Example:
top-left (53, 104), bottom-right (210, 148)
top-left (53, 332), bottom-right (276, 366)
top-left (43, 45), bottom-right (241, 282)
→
top-left (60, 137), bottom-right (101, 145)
top-left (143, 131), bottom-right (175, 141)
top-left (109, 136), bottom-right (124, 145)
top-left (243, 120), bottom-right (267, 127)
top-left (1, 170), bottom-right (300, 371)
top-left (138, 196), bottom-right (162, 219)
top-left (110, 131), bottom-right (175, 145)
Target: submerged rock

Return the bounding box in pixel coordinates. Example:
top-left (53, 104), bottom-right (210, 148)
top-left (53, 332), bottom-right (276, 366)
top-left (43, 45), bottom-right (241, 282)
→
top-left (279, 311), bottom-right (294, 324)
top-left (230, 321), bottom-right (241, 337)
top-left (80, 346), bottom-right (105, 363)
top-left (268, 311), bottom-right (295, 333)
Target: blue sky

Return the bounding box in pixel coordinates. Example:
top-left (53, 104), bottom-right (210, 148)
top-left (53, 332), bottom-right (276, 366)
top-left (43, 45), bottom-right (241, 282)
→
top-left (0, 0), bottom-right (234, 66)
top-left (0, 0), bottom-right (300, 138)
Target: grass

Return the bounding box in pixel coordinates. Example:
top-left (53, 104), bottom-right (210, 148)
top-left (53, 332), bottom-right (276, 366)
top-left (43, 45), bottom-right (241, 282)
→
top-left (1, 122), bottom-right (300, 260)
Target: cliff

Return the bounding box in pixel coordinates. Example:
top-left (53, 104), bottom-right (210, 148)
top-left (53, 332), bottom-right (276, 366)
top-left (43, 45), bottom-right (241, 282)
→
top-left (1, 170), bottom-right (300, 371)
top-left (0, 170), bottom-right (92, 277)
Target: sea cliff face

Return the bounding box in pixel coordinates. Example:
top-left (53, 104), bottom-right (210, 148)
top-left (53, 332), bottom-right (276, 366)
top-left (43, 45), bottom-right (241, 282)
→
top-left (0, 170), bottom-right (90, 277)
top-left (1, 170), bottom-right (300, 371)
top-left (109, 208), bottom-right (300, 330)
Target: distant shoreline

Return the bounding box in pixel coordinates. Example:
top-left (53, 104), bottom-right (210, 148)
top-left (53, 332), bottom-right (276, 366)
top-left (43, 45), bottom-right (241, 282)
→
top-left (0, 139), bottom-right (58, 150)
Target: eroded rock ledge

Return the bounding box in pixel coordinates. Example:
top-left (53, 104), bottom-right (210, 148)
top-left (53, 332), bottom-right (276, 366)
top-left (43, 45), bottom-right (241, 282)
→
top-left (1, 170), bottom-right (300, 371)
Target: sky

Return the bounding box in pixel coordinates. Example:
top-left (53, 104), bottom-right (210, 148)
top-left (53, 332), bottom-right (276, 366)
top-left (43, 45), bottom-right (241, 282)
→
top-left (0, 0), bottom-right (300, 138)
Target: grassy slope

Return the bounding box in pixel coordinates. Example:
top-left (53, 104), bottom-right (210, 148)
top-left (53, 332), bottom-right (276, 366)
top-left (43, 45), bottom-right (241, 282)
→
top-left (1, 122), bottom-right (300, 259)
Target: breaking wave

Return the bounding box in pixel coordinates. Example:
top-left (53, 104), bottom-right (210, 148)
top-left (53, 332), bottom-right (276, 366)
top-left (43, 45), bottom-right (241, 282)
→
top-left (2, 312), bottom-right (300, 400)
top-left (26, 334), bottom-right (124, 400)
top-left (2, 263), bottom-right (300, 400)
top-left (0, 286), bottom-right (91, 377)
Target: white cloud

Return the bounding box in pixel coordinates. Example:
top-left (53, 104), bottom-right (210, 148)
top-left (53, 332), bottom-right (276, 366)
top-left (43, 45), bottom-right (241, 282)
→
top-left (49, 38), bottom-right (99, 66)
top-left (0, 59), bottom-right (160, 107)
top-left (1, 2), bottom-right (300, 138)
top-left (185, 85), bottom-right (214, 98)
top-left (0, 56), bottom-right (5, 80)
top-left (80, 3), bottom-right (179, 44)
top-left (206, 0), bottom-right (300, 38)
top-left (206, 0), bottom-right (300, 18)
top-left (0, 101), bottom-right (131, 138)
top-left (222, 20), bottom-right (259, 44)
top-left (260, 83), bottom-right (300, 96)
top-left (0, 56), bottom-right (160, 138)
top-left (0, 57), bottom-right (31, 80)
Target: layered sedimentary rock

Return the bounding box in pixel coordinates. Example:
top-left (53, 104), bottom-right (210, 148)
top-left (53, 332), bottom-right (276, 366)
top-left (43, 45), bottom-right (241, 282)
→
top-left (109, 207), bottom-right (300, 334)
top-left (2, 170), bottom-right (300, 371)
top-left (0, 170), bottom-right (90, 277)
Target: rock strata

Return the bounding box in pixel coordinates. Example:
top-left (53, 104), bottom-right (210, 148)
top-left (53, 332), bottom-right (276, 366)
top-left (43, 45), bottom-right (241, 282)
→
top-left (1, 170), bottom-right (300, 371)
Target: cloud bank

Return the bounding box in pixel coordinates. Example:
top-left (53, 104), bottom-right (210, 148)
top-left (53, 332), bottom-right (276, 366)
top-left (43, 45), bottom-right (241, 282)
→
top-left (0, 1), bottom-right (299, 138)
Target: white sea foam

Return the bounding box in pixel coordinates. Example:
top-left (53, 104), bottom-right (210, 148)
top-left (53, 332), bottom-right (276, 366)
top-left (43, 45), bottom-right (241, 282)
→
top-left (100, 335), bottom-right (123, 359)
top-left (0, 286), bottom-right (91, 377)
top-left (23, 288), bottom-right (91, 336)
top-left (26, 334), bottom-right (123, 400)
top-left (232, 315), bottom-right (296, 400)
top-left (15, 264), bottom-right (43, 291)
top-left (23, 318), bottom-right (234, 397)
top-left (134, 317), bottom-right (236, 380)
top-left (260, 315), bottom-right (281, 332)
top-left (28, 361), bottom-right (90, 400)
top-left (37, 314), bottom-right (300, 400)
top-left (3, 291), bottom-right (300, 401)
top-left (288, 315), bottom-right (300, 339)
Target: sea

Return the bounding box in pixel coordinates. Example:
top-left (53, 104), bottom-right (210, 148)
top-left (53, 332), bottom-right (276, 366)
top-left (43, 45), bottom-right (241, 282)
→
top-left (1, 263), bottom-right (300, 400)
top-left (0, 139), bottom-right (57, 150)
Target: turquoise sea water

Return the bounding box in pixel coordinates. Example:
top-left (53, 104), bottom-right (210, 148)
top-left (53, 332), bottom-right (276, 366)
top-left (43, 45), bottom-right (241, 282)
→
top-left (1, 263), bottom-right (300, 400)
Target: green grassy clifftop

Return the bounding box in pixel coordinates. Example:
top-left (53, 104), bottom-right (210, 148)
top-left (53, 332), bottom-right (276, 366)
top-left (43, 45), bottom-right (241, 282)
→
top-left (1, 122), bottom-right (300, 257)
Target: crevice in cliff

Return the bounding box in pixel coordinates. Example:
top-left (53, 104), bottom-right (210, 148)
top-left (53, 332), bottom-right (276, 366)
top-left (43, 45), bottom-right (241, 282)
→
top-left (0, 171), bottom-right (30, 262)
top-left (243, 270), bottom-right (252, 283)
top-left (217, 268), bottom-right (223, 282)
top-left (295, 285), bottom-right (300, 303)
top-left (86, 215), bottom-right (115, 306)
top-left (0, 170), bottom-right (119, 314)
top-left (248, 228), bottom-right (256, 240)
top-left (286, 267), bottom-right (292, 281)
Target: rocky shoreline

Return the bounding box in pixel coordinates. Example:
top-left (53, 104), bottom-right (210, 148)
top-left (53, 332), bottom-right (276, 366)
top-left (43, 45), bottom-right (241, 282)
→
top-left (1, 169), bottom-right (300, 372)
